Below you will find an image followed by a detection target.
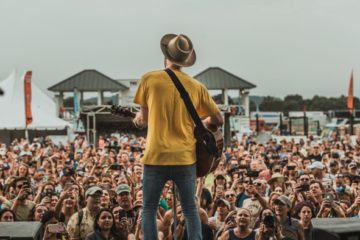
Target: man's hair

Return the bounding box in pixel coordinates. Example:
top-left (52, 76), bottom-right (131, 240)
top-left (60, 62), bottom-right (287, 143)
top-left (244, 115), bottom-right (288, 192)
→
top-left (12, 177), bottom-right (28, 188)
top-left (165, 58), bottom-right (182, 70)
top-left (309, 180), bottom-right (324, 191)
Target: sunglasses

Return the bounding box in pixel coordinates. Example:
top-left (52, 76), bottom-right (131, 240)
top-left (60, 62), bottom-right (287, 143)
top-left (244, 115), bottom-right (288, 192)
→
top-left (225, 194), bottom-right (235, 198)
top-left (244, 181), bottom-right (250, 184)
top-left (300, 178), bottom-right (309, 181)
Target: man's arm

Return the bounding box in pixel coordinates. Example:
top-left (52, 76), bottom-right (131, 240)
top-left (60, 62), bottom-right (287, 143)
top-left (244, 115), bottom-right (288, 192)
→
top-left (133, 106), bottom-right (148, 128)
top-left (203, 111), bottom-right (224, 127)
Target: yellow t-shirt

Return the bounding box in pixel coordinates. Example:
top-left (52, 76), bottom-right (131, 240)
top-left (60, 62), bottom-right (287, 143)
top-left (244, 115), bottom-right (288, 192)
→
top-left (134, 69), bottom-right (219, 166)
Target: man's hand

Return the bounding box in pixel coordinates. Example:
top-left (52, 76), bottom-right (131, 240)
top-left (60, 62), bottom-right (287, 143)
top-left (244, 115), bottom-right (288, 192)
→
top-left (17, 188), bottom-right (29, 201)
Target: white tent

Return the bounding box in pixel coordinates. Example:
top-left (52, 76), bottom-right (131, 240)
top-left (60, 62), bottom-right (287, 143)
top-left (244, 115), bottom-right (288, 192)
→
top-left (0, 70), bottom-right (71, 130)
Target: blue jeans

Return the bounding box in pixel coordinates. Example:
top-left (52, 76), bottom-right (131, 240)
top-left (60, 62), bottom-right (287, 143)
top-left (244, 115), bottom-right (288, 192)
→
top-left (142, 163), bottom-right (202, 240)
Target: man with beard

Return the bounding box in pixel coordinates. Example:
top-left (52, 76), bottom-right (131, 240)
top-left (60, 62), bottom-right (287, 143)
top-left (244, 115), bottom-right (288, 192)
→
top-left (116, 184), bottom-right (136, 233)
top-left (67, 186), bottom-right (103, 240)
top-left (219, 208), bottom-right (256, 240)
top-left (2, 177), bottom-right (35, 221)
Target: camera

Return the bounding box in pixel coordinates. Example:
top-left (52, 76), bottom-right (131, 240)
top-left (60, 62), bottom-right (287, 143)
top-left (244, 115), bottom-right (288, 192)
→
top-left (119, 209), bottom-right (127, 219)
top-left (324, 193), bottom-right (334, 206)
top-left (286, 165), bottom-right (296, 171)
top-left (298, 184), bottom-right (310, 192)
top-left (109, 164), bottom-right (122, 171)
top-left (42, 190), bottom-right (54, 198)
top-left (246, 170), bottom-right (260, 178)
top-left (63, 168), bottom-right (75, 177)
top-left (263, 215), bottom-right (275, 228)
top-left (22, 182), bottom-right (30, 189)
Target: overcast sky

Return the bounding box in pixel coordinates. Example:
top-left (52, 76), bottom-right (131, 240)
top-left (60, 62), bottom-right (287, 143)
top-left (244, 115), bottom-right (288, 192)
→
top-left (0, 0), bottom-right (359, 99)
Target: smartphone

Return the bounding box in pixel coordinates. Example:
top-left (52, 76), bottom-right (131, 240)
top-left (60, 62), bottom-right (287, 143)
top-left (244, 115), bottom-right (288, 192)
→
top-left (263, 215), bottom-right (275, 228)
top-left (119, 209), bottom-right (127, 219)
top-left (324, 193), bottom-right (333, 206)
top-left (246, 170), bottom-right (260, 178)
top-left (47, 223), bottom-right (67, 234)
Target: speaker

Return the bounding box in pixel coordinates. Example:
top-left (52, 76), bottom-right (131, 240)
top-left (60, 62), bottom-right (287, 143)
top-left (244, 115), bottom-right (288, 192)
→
top-left (312, 218), bottom-right (360, 240)
top-left (0, 222), bottom-right (42, 240)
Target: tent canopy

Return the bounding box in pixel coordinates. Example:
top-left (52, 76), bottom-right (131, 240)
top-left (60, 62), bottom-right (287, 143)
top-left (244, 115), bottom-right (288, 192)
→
top-left (0, 70), bottom-right (71, 130)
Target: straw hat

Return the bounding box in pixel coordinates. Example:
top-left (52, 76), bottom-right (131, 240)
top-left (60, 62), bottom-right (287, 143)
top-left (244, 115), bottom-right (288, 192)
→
top-left (160, 33), bottom-right (196, 67)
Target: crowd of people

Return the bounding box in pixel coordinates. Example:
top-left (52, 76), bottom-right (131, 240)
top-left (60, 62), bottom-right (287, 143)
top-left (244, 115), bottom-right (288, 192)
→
top-left (0, 131), bottom-right (360, 240)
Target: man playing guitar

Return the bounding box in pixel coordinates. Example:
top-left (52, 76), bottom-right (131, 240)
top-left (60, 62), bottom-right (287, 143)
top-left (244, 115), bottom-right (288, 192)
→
top-left (133, 33), bottom-right (223, 240)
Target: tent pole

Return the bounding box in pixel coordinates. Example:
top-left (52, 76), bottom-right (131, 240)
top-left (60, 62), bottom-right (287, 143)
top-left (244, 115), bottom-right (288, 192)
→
top-left (25, 127), bottom-right (29, 139)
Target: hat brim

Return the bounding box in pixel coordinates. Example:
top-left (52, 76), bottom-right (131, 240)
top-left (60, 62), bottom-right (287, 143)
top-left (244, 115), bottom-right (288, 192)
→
top-left (116, 190), bottom-right (130, 195)
top-left (273, 198), bottom-right (286, 206)
top-left (86, 189), bottom-right (103, 198)
top-left (160, 33), bottom-right (196, 67)
top-left (268, 176), bottom-right (284, 185)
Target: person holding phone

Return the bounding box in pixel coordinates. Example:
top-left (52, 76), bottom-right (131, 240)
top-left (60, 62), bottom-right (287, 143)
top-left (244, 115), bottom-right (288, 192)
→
top-left (41, 210), bottom-right (68, 240)
top-left (115, 184), bottom-right (135, 233)
top-left (1, 177), bottom-right (35, 221)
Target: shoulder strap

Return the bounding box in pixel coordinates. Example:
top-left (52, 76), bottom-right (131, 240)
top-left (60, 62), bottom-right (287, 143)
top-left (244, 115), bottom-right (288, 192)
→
top-left (77, 209), bottom-right (84, 239)
top-left (164, 68), bottom-right (207, 133)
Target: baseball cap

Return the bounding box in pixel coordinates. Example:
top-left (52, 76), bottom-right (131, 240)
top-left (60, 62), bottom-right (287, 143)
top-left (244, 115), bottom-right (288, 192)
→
top-left (217, 198), bottom-right (231, 209)
top-left (274, 195), bottom-right (292, 208)
top-left (348, 162), bottom-right (357, 169)
top-left (85, 186), bottom-right (103, 198)
top-left (19, 151), bottom-right (32, 157)
top-left (115, 184), bottom-right (131, 195)
top-left (308, 161), bottom-right (324, 170)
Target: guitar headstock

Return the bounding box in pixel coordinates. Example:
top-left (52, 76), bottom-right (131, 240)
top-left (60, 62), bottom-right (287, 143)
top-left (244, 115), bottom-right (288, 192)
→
top-left (110, 105), bottom-right (135, 118)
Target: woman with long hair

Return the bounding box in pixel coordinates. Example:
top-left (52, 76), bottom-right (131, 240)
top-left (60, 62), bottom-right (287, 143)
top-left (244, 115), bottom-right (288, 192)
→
top-left (16, 163), bottom-right (29, 178)
top-left (86, 208), bottom-right (125, 240)
top-left (293, 201), bottom-right (316, 240)
top-left (0, 209), bottom-right (16, 222)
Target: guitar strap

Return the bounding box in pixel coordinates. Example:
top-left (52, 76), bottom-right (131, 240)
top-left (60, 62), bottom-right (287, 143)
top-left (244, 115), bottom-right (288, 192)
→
top-left (164, 68), bottom-right (219, 158)
top-left (164, 68), bottom-right (207, 134)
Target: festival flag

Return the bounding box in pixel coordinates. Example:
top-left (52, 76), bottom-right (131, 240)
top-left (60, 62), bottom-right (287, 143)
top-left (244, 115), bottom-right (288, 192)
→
top-left (347, 70), bottom-right (354, 114)
top-left (24, 71), bottom-right (33, 126)
top-left (73, 88), bottom-right (80, 118)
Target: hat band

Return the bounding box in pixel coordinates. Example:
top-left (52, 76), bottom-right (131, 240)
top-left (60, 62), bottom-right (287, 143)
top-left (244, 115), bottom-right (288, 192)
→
top-left (167, 45), bottom-right (192, 62)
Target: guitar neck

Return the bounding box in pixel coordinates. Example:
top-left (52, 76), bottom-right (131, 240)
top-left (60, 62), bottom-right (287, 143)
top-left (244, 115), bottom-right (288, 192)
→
top-left (127, 112), bottom-right (136, 118)
top-left (111, 105), bottom-right (137, 118)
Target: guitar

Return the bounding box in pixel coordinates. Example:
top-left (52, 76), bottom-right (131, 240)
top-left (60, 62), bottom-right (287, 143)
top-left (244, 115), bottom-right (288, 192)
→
top-left (110, 105), bottom-right (224, 177)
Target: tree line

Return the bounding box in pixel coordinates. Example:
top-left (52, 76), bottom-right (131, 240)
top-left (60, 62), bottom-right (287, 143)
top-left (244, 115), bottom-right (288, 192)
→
top-left (250, 94), bottom-right (358, 114)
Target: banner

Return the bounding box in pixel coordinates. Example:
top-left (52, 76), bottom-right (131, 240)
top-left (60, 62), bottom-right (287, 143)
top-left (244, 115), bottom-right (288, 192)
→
top-left (24, 71), bottom-right (33, 126)
top-left (73, 88), bottom-right (80, 118)
top-left (347, 70), bottom-right (354, 114)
